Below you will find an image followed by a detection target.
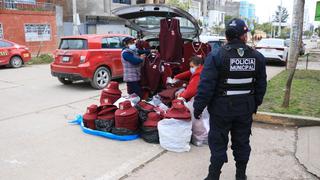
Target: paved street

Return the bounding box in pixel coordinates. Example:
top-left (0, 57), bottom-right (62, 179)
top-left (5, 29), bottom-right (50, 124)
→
top-left (0, 64), bottom-right (318, 180)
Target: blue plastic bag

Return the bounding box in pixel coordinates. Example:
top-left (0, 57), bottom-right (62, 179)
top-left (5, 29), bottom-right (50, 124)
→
top-left (69, 115), bottom-right (139, 141)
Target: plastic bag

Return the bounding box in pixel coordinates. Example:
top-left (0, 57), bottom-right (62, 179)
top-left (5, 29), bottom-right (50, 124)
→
top-left (69, 115), bottom-right (139, 141)
top-left (158, 118), bottom-right (192, 152)
top-left (148, 95), bottom-right (162, 106)
top-left (140, 126), bottom-right (159, 144)
top-left (113, 96), bottom-right (138, 108)
top-left (128, 93), bottom-right (141, 106)
top-left (95, 119), bottom-right (114, 132)
top-left (186, 98), bottom-right (210, 146)
top-left (166, 77), bottom-right (179, 84)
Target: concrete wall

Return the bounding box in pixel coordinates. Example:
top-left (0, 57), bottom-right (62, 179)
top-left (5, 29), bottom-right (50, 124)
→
top-left (55, 5), bottom-right (63, 45)
top-left (225, 1), bottom-right (240, 17)
top-left (61, 0), bottom-right (132, 36)
top-left (208, 10), bottom-right (225, 27)
top-left (0, 9), bottom-right (57, 55)
top-left (63, 0), bottom-right (131, 22)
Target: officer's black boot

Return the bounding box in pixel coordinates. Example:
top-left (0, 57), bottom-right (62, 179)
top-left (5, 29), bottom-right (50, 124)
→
top-left (235, 161), bottom-right (248, 180)
top-left (204, 161), bottom-right (224, 180)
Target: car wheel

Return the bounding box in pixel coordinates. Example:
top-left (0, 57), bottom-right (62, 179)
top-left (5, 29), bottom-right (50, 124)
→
top-left (58, 77), bottom-right (73, 85)
top-left (90, 66), bottom-right (111, 89)
top-left (10, 56), bottom-right (23, 68)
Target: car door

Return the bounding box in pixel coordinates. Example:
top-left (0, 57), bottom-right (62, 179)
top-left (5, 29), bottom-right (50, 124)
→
top-left (0, 40), bottom-right (13, 65)
top-left (101, 37), bottom-right (123, 77)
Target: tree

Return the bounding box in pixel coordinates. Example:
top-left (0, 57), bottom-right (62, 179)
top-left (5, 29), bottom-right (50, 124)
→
top-left (273, 5), bottom-right (289, 23)
top-left (282, 0), bottom-right (305, 108)
top-left (273, 5), bottom-right (290, 37)
top-left (280, 27), bottom-right (291, 39)
top-left (255, 22), bottom-right (273, 35)
top-left (211, 25), bottom-right (224, 36)
top-left (167, 0), bottom-right (191, 11)
top-left (224, 15), bottom-right (237, 27)
top-left (303, 30), bottom-right (312, 38)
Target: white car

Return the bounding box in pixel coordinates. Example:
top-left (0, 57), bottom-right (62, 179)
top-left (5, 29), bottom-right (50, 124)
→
top-left (255, 38), bottom-right (288, 65)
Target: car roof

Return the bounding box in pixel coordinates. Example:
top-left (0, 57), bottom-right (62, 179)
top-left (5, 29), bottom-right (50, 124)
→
top-left (260, 38), bottom-right (284, 41)
top-left (200, 35), bottom-right (226, 43)
top-left (61, 34), bottom-right (131, 39)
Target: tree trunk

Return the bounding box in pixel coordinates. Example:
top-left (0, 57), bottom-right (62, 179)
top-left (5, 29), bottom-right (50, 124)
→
top-left (282, 0), bottom-right (305, 108)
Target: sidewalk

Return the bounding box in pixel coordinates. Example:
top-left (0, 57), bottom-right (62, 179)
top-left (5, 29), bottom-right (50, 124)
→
top-left (125, 123), bottom-right (317, 180)
top-left (296, 127), bottom-right (320, 178)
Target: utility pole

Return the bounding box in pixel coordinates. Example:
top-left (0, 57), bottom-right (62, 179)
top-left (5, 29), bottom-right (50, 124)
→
top-left (278, 0), bottom-right (282, 37)
top-left (72, 0), bottom-right (78, 35)
top-left (282, 0), bottom-right (305, 107)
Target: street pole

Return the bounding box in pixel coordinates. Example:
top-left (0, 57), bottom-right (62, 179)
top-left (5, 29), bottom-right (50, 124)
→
top-left (278, 0), bottom-right (282, 37)
top-left (72, 0), bottom-right (78, 35)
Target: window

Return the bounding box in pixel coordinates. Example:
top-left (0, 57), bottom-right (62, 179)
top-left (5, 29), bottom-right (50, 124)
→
top-left (136, 0), bottom-right (145, 4)
top-left (112, 0), bottom-right (131, 5)
top-left (0, 24), bottom-right (3, 39)
top-left (16, 0), bottom-right (36, 4)
top-left (59, 39), bottom-right (88, 50)
top-left (102, 37), bottom-right (122, 49)
top-left (0, 40), bottom-right (13, 48)
top-left (24, 24), bottom-right (51, 42)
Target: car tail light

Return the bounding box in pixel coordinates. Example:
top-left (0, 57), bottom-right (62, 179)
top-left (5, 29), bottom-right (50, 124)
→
top-left (80, 56), bottom-right (86, 63)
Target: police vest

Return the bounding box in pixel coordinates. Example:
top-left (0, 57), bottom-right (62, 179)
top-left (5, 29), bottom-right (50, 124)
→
top-left (216, 44), bottom-right (259, 96)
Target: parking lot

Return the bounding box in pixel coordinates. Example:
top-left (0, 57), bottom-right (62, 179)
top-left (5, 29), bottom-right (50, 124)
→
top-left (1, 64), bottom-right (317, 180)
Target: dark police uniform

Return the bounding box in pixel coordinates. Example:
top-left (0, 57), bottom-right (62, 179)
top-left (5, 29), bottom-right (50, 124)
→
top-left (193, 19), bottom-right (267, 180)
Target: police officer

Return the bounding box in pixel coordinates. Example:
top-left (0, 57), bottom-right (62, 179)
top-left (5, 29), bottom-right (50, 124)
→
top-left (193, 18), bottom-right (267, 180)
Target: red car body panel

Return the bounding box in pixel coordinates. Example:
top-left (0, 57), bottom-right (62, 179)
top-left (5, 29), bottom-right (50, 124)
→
top-left (50, 34), bottom-right (128, 80)
top-left (0, 39), bottom-right (31, 66)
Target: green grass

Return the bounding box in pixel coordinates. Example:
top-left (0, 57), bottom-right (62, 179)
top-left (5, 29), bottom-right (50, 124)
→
top-left (259, 70), bottom-right (320, 118)
top-left (27, 54), bottom-right (54, 65)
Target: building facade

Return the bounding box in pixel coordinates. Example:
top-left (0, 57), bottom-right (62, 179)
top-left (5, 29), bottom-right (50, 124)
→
top-left (239, 0), bottom-right (256, 21)
top-left (62, 0), bottom-right (138, 36)
top-left (0, 0), bottom-right (63, 54)
top-left (224, 0), bottom-right (240, 18)
top-left (206, 0), bottom-right (226, 29)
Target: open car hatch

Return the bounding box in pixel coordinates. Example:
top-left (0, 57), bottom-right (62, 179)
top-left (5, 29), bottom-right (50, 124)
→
top-left (112, 4), bottom-right (201, 38)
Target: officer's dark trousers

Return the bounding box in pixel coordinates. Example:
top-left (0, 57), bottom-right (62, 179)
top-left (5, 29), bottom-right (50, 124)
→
top-left (208, 113), bottom-right (253, 168)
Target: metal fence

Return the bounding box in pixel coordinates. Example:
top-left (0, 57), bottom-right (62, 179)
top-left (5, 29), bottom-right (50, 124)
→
top-left (0, 0), bottom-right (55, 11)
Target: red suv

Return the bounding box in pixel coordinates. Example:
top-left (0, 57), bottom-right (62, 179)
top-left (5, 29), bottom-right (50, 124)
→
top-left (51, 34), bottom-right (130, 89)
top-left (0, 39), bottom-right (31, 68)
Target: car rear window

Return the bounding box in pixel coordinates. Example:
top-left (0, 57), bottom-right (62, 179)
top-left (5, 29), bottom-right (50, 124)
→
top-left (59, 39), bottom-right (87, 50)
top-left (0, 40), bottom-right (13, 48)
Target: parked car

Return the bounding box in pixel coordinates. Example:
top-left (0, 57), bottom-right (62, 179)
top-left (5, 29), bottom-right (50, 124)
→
top-left (255, 38), bottom-right (288, 65)
top-left (0, 39), bottom-right (31, 68)
top-left (50, 34), bottom-right (130, 89)
top-left (311, 35), bottom-right (318, 42)
top-left (300, 41), bottom-right (306, 55)
top-left (284, 39), bottom-right (306, 55)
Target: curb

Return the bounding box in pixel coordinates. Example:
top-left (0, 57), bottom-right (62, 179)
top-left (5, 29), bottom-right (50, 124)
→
top-left (253, 112), bottom-right (320, 126)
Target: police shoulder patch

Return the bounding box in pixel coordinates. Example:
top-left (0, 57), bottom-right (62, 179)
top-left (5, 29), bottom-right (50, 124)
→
top-left (237, 48), bottom-right (245, 57)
